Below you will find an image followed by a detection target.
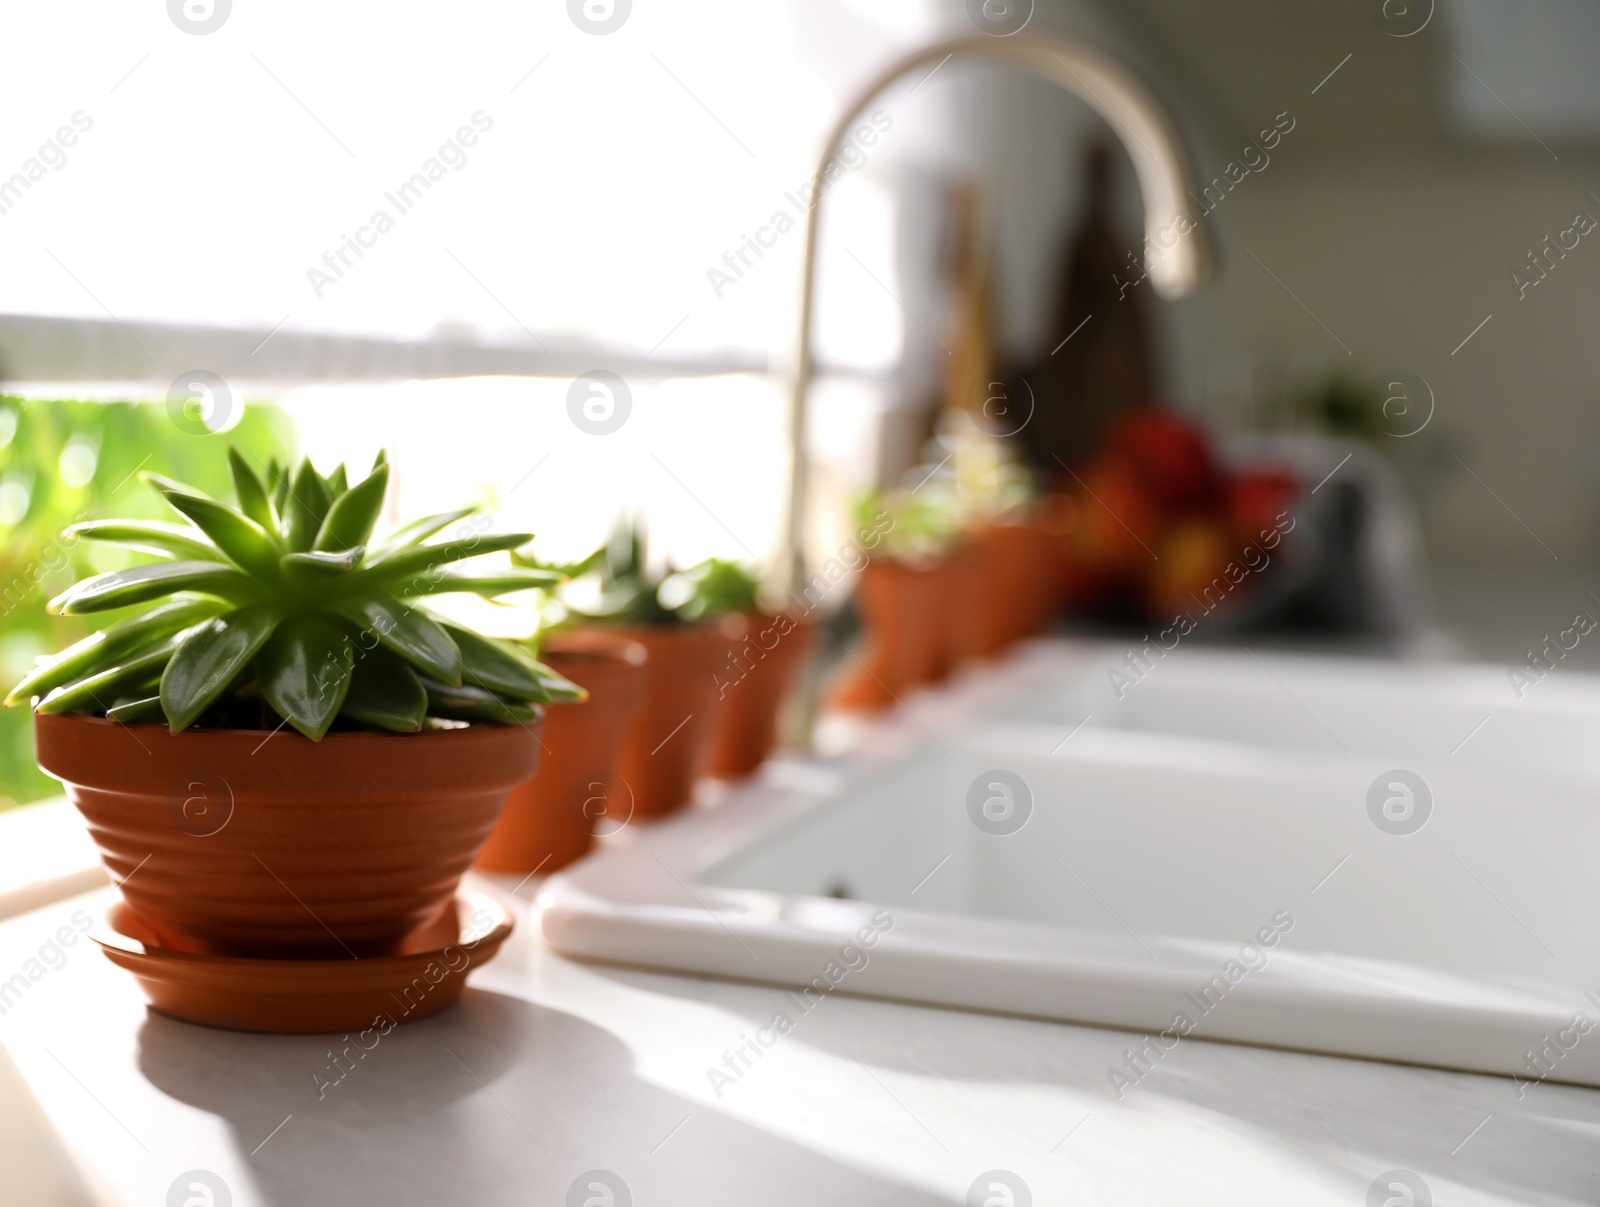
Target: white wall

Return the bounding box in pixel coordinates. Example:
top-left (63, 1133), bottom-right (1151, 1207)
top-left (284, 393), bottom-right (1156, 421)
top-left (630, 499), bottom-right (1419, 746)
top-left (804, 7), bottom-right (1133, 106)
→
top-left (1190, 151), bottom-right (1600, 566)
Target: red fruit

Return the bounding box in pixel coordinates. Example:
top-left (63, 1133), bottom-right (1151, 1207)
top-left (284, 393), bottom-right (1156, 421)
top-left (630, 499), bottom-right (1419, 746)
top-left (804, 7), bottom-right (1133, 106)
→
top-left (1106, 408), bottom-right (1219, 514)
top-left (1227, 467), bottom-right (1298, 544)
top-left (1145, 518), bottom-right (1235, 617)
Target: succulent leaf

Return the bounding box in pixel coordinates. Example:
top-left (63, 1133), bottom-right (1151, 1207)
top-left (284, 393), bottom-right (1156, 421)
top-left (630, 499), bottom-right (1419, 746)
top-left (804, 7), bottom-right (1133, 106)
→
top-left (529, 661), bottom-right (586, 702)
top-left (281, 548), bottom-right (365, 577)
top-left (314, 463), bottom-right (388, 552)
top-left (373, 507), bottom-right (476, 552)
top-left (228, 446), bottom-right (278, 534)
top-left (334, 598), bottom-right (462, 687)
top-left (140, 470), bottom-right (206, 497)
top-left (421, 679), bottom-right (539, 725)
top-left (255, 614), bottom-right (354, 740)
top-left (282, 458), bottom-right (332, 552)
top-left (441, 622), bottom-right (566, 702)
top-left (431, 568), bottom-right (565, 595)
top-left (340, 645), bottom-right (426, 732)
top-left (157, 488), bottom-right (280, 577)
top-left (64, 519), bottom-right (219, 561)
top-left (51, 561), bottom-right (256, 615)
top-left (360, 533), bottom-right (534, 588)
top-left (39, 642), bottom-right (182, 716)
top-left (159, 606), bottom-right (279, 732)
top-left (106, 696), bottom-right (165, 724)
top-left (6, 598), bottom-right (223, 705)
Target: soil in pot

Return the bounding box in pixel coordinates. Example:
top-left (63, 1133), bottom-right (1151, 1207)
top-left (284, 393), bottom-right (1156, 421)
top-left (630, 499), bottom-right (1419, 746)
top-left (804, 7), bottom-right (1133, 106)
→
top-left (598, 616), bottom-right (743, 819)
top-left (34, 712), bottom-right (541, 959)
top-left (475, 631), bottom-right (647, 875)
top-left (706, 611), bottom-right (817, 779)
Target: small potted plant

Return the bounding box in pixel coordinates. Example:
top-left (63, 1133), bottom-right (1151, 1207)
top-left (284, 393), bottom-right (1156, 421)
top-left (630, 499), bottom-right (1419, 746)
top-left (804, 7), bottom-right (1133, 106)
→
top-left (9, 448), bottom-right (580, 958)
top-left (554, 520), bottom-right (742, 818)
top-left (830, 487), bottom-right (960, 710)
top-left (475, 622), bottom-right (648, 875)
top-left (667, 558), bottom-right (817, 779)
top-left (938, 444), bottom-right (1062, 661)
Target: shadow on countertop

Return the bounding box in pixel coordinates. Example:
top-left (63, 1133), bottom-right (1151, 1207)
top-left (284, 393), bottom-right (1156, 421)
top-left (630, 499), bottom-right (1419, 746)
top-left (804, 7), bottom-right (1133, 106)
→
top-left (137, 987), bottom-right (955, 1207)
top-left (587, 961), bottom-right (1600, 1207)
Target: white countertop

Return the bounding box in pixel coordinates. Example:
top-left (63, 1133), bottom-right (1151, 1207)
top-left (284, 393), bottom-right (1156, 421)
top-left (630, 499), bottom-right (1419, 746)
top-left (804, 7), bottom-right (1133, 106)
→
top-left (1, 876), bottom-right (1596, 1207)
top-left (7, 595), bottom-right (1600, 1207)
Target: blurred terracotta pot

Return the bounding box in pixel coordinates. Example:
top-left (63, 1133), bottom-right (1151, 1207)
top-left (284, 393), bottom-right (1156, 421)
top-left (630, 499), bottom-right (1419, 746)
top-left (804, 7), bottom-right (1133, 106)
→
top-left (831, 558), bottom-right (949, 710)
top-left (34, 711), bottom-right (541, 959)
top-left (706, 612), bottom-right (818, 779)
top-left (948, 522), bottom-right (1063, 661)
top-left (922, 557), bottom-right (962, 683)
top-left (945, 542), bottom-right (992, 665)
top-left (475, 631), bottom-right (647, 875)
top-left (602, 617), bottom-right (744, 819)
top-left (1001, 519), bottom-right (1068, 643)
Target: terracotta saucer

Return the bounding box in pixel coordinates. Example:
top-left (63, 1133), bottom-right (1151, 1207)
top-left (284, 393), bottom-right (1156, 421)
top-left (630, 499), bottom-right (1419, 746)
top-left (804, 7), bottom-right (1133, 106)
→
top-left (91, 890), bottom-right (515, 1034)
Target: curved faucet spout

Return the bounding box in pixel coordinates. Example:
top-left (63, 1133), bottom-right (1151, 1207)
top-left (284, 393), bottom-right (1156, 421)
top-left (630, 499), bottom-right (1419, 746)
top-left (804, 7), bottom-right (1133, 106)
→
top-left (782, 30), bottom-right (1214, 596)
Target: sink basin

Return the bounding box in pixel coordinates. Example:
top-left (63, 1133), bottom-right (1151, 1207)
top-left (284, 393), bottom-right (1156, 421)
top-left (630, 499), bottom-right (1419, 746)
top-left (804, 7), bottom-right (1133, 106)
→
top-left (541, 639), bottom-right (1600, 1087)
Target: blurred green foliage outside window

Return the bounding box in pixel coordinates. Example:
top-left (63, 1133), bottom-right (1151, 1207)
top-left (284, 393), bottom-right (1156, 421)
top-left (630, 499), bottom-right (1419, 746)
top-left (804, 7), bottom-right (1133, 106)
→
top-left (0, 398), bottom-right (295, 808)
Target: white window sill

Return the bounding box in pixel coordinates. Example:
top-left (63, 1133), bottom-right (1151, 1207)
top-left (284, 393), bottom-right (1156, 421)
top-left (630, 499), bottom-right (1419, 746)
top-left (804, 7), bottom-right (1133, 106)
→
top-left (0, 798), bottom-right (106, 924)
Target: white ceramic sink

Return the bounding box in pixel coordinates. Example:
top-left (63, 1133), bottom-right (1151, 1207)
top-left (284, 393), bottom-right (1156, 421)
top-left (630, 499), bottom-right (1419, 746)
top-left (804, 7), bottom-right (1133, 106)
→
top-left (542, 639), bottom-right (1600, 1087)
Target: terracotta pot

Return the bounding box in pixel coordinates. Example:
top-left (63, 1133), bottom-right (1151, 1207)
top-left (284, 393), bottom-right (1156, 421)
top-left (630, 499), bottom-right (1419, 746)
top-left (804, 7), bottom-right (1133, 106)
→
top-left (831, 558), bottom-right (949, 710)
top-left (706, 612), bottom-right (818, 779)
top-left (949, 536), bottom-right (1008, 661)
top-left (946, 519), bottom-right (1071, 665)
top-left (34, 712), bottom-right (541, 959)
top-left (598, 618), bottom-right (743, 819)
top-left (985, 521), bottom-right (1062, 647)
top-left (475, 631), bottom-right (647, 875)
top-left (921, 558), bottom-right (961, 684)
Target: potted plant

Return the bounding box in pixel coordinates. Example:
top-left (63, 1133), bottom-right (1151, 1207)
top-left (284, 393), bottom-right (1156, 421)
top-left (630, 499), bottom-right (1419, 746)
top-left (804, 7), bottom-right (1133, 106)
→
top-left (553, 520), bottom-right (742, 818)
top-left (830, 488), bottom-right (959, 710)
top-left (957, 504), bottom-right (1077, 657)
top-left (9, 448), bottom-right (580, 958)
top-left (668, 558), bottom-right (818, 779)
top-left (475, 625), bottom-right (648, 874)
top-left (938, 447), bottom-right (1064, 662)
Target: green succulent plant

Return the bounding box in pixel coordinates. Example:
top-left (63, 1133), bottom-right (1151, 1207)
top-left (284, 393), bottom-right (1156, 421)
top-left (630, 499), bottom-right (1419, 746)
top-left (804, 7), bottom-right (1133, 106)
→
top-left (665, 558), bottom-right (760, 622)
top-left (854, 486), bottom-right (960, 563)
top-left (5, 448), bottom-right (583, 739)
top-left (561, 517), bottom-right (680, 627)
top-left (520, 518), bottom-right (759, 633)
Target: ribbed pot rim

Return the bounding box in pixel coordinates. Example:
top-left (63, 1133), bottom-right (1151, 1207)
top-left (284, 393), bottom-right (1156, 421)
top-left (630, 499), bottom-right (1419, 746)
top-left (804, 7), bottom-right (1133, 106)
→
top-left (33, 710), bottom-right (543, 800)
